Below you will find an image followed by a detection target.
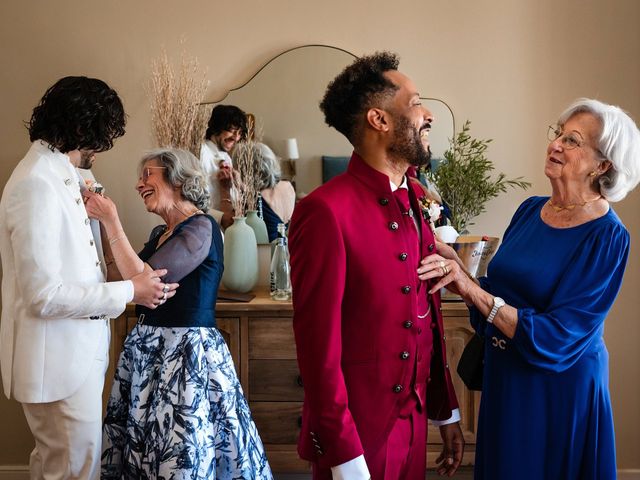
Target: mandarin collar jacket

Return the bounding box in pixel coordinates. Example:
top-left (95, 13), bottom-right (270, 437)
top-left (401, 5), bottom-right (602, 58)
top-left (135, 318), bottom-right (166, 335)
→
top-left (289, 152), bottom-right (458, 468)
top-left (0, 141), bottom-right (133, 403)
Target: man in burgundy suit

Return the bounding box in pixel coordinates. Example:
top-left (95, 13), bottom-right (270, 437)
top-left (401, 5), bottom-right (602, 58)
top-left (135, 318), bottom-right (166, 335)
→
top-left (289, 52), bottom-right (464, 479)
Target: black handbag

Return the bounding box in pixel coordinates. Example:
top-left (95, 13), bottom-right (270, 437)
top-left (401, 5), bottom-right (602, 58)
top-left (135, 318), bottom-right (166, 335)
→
top-left (456, 333), bottom-right (484, 391)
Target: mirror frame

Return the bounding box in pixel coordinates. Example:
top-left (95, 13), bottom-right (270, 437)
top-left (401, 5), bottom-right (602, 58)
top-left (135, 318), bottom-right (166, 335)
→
top-left (203, 45), bottom-right (357, 105)
top-left (202, 44), bottom-right (456, 194)
top-left (202, 44), bottom-right (456, 135)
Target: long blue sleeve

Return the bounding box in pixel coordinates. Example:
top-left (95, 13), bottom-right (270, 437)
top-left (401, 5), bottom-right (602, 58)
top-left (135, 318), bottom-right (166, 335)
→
top-left (485, 196), bottom-right (630, 372)
top-left (512, 220), bottom-right (629, 372)
top-left (141, 215), bottom-right (213, 283)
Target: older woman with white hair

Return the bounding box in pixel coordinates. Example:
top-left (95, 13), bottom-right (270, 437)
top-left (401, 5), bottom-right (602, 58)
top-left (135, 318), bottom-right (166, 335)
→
top-left (420, 98), bottom-right (640, 480)
top-left (255, 143), bottom-right (296, 241)
top-left (83, 148), bottom-right (272, 479)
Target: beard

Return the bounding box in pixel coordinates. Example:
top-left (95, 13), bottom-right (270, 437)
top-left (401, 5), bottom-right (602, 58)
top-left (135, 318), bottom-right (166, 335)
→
top-left (77, 150), bottom-right (95, 169)
top-left (388, 114), bottom-right (432, 168)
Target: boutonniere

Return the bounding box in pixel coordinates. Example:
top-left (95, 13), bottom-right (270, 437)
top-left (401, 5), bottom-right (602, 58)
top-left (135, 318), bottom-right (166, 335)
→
top-left (418, 196), bottom-right (443, 233)
top-left (85, 179), bottom-right (105, 196)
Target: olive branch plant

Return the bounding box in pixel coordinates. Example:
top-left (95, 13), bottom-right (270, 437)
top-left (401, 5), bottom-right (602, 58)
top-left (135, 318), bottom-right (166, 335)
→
top-left (424, 120), bottom-right (531, 233)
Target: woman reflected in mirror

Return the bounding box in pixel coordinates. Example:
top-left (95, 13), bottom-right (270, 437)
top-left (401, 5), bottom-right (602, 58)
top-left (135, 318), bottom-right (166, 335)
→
top-left (254, 143), bottom-right (296, 241)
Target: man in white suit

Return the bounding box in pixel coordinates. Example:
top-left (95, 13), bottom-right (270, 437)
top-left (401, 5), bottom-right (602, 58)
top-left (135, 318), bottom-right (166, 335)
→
top-left (200, 104), bottom-right (248, 229)
top-left (0, 76), bottom-right (178, 480)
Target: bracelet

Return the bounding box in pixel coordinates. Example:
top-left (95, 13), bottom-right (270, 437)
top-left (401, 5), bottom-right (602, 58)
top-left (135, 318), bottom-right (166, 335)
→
top-left (109, 234), bottom-right (125, 246)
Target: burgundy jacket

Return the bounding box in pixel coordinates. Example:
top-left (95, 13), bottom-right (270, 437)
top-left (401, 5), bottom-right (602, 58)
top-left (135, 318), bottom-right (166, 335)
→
top-left (289, 153), bottom-right (459, 469)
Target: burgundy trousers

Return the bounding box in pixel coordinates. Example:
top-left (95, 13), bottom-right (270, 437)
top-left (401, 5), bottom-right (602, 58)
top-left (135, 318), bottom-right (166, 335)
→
top-left (312, 406), bottom-right (427, 480)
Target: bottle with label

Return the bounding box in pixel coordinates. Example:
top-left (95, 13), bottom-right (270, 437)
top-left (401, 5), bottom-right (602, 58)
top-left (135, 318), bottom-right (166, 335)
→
top-left (270, 223), bottom-right (292, 301)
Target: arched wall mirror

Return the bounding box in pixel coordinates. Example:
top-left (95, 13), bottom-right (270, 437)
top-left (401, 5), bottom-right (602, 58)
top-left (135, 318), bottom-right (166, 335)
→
top-left (203, 45), bottom-right (455, 196)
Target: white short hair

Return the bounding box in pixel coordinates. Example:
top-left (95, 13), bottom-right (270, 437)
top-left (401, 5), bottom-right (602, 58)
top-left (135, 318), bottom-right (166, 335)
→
top-left (558, 98), bottom-right (640, 202)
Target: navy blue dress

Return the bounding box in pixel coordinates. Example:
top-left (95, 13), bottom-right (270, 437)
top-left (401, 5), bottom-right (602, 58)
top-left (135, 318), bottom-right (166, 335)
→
top-left (102, 214), bottom-right (272, 479)
top-left (260, 196), bottom-right (287, 243)
top-left (471, 196), bottom-right (629, 480)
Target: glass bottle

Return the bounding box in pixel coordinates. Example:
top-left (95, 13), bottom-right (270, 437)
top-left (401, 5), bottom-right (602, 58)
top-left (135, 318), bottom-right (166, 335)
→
top-left (270, 223), bottom-right (292, 301)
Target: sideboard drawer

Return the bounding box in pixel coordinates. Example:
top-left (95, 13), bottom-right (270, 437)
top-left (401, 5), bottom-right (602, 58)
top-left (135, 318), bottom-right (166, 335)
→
top-left (249, 318), bottom-right (297, 359)
top-left (250, 401), bottom-right (303, 445)
top-left (249, 359), bottom-right (304, 401)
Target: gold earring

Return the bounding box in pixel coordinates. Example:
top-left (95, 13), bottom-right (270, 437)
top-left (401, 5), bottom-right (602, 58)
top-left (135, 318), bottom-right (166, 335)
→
top-left (589, 171), bottom-right (597, 177)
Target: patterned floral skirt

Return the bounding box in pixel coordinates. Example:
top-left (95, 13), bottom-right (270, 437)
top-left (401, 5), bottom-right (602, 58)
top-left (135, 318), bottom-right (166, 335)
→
top-left (102, 324), bottom-right (273, 479)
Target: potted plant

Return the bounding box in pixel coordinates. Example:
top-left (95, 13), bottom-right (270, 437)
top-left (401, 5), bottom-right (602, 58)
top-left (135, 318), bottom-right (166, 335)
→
top-left (420, 120), bottom-right (531, 277)
top-left (423, 120), bottom-right (531, 234)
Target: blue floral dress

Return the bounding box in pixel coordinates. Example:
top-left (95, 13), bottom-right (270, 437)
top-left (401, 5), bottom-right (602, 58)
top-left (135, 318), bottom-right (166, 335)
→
top-left (102, 214), bottom-right (272, 479)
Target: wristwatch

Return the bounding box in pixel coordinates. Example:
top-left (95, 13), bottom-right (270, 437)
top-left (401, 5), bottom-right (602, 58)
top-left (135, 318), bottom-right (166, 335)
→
top-left (486, 296), bottom-right (505, 324)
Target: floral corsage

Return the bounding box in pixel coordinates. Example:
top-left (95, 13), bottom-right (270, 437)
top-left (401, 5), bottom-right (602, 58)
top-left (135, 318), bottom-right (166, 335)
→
top-left (418, 196), bottom-right (443, 233)
top-left (85, 179), bottom-right (105, 196)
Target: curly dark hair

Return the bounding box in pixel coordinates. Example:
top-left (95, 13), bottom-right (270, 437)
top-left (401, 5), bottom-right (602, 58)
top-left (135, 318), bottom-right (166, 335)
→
top-left (319, 52), bottom-right (400, 144)
top-left (27, 76), bottom-right (126, 153)
top-left (204, 104), bottom-right (248, 140)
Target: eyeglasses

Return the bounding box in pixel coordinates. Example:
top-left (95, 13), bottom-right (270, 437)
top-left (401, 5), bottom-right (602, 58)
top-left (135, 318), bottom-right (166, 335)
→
top-left (547, 125), bottom-right (604, 157)
top-left (140, 166), bottom-right (167, 182)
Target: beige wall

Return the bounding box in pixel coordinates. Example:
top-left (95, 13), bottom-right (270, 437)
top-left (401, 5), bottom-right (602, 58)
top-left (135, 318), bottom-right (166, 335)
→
top-left (0, 0), bottom-right (638, 469)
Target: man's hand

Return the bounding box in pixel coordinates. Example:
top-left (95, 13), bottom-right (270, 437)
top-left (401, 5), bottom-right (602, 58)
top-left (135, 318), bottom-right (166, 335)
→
top-left (436, 422), bottom-right (464, 477)
top-left (130, 268), bottom-right (179, 308)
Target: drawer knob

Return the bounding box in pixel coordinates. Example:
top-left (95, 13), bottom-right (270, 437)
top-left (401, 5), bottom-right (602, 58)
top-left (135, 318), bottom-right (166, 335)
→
top-left (296, 375), bottom-right (304, 387)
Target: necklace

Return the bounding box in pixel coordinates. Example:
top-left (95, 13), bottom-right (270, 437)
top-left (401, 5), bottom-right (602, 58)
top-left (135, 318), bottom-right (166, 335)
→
top-left (547, 195), bottom-right (602, 212)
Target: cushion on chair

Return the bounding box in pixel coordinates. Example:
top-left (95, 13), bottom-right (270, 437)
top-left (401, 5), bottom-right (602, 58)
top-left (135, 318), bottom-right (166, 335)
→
top-left (321, 156), bottom-right (350, 183)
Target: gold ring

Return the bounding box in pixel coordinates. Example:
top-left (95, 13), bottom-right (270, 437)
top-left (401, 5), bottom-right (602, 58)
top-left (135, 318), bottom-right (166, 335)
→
top-left (440, 266), bottom-right (446, 276)
top-left (444, 264), bottom-right (450, 275)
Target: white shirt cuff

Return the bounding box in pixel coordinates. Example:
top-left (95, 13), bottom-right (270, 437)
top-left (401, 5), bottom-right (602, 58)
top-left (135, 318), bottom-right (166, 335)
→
top-left (430, 408), bottom-right (461, 426)
top-left (124, 280), bottom-right (134, 303)
top-left (331, 455), bottom-right (370, 480)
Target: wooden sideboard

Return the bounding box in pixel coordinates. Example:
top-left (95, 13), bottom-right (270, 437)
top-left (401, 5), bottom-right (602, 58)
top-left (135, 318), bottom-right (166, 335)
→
top-left (105, 290), bottom-right (479, 473)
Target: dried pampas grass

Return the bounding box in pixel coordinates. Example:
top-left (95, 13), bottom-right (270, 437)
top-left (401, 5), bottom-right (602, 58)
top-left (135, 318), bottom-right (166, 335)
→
top-left (149, 48), bottom-right (210, 157)
top-left (230, 120), bottom-right (261, 216)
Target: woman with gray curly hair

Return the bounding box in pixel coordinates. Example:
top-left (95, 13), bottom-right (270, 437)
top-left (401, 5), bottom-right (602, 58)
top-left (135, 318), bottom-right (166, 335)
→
top-left (423, 98), bottom-right (640, 479)
top-left (84, 148), bottom-right (272, 479)
top-left (255, 143), bottom-right (296, 241)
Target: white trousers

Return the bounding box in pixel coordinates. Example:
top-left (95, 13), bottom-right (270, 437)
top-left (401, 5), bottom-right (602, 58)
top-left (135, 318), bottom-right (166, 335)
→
top-left (21, 325), bottom-right (109, 480)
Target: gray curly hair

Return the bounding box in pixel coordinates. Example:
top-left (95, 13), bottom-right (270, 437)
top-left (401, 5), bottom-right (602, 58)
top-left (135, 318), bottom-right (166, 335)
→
top-left (139, 148), bottom-right (210, 210)
top-left (558, 98), bottom-right (640, 202)
top-left (255, 143), bottom-right (282, 190)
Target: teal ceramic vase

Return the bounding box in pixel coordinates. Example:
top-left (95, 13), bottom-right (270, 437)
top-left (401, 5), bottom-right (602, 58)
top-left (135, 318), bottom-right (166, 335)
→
top-left (222, 216), bottom-right (258, 293)
top-left (246, 210), bottom-right (269, 244)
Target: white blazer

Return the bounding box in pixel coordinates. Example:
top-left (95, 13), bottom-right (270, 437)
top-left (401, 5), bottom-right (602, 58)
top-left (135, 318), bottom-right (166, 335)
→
top-left (0, 141), bottom-right (133, 403)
